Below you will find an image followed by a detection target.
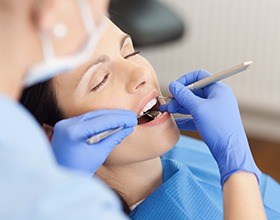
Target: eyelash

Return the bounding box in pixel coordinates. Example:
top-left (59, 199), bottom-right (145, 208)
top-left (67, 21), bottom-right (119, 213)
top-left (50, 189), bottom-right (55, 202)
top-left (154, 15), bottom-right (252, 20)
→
top-left (91, 73), bottom-right (110, 92)
top-left (124, 50), bottom-right (140, 59)
top-left (91, 50), bottom-right (141, 92)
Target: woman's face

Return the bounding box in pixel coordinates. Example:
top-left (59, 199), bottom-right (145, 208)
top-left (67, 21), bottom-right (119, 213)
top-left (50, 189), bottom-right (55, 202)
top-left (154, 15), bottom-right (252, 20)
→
top-left (53, 18), bottom-right (180, 165)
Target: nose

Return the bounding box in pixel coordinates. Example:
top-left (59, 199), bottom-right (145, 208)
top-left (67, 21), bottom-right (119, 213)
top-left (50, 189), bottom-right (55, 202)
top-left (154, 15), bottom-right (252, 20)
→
top-left (124, 64), bottom-right (151, 94)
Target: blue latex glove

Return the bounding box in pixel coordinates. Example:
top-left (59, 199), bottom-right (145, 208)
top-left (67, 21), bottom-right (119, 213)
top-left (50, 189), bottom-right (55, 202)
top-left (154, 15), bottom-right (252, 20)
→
top-left (51, 109), bottom-right (137, 175)
top-left (160, 70), bottom-right (261, 186)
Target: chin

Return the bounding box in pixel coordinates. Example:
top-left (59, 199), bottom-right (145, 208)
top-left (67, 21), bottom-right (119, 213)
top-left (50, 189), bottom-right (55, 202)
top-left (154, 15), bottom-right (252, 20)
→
top-left (104, 115), bottom-right (180, 166)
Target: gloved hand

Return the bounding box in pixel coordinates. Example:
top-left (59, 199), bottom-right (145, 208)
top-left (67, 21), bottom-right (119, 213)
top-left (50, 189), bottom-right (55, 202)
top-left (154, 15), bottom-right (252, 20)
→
top-left (51, 109), bottom-right (137, 175)
top-left (160, 70), bottom-right (261, 186)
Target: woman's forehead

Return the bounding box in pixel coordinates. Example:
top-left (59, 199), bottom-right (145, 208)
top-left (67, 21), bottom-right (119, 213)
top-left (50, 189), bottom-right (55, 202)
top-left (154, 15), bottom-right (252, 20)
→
top-left (97, 18), bottom-right (126, 47)
top-left (53, 19), bottom-right (126, 86)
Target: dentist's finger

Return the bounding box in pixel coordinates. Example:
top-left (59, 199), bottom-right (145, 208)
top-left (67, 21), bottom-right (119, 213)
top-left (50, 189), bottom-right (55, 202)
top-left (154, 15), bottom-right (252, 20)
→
top-left (81, 115), bottom-right (137, 139)
top-left (160, 100), bottom-right (190, 114)
top-left (176, 70), bottom-right (211, 85)
top-left (175, 118), bottom-right (197, 131)
top-left (159, 103), bottom-right (168, 112)
top-left (160, 99), bottom-right (181, 113)
top-left (97, 127), bottom-right (135, 148)
top-left (79, 109), bottom-right (137, 121)
top-left (60, 109), bottom-right (137, 126)
top-left (56, 114), bottom-right (137, 141)
top-left (169, 81), bottom-right (202, 113)
top-left (176, 70), bottom-right (211, 98)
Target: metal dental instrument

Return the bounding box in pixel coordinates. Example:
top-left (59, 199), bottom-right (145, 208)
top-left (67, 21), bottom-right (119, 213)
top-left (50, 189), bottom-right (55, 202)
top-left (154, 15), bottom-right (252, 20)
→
top-left (158, 61), bottom-right (253, 101)
top-left (87, 61), bottom-right (252, 144)
top-left (87, 112), bottom-right (156, 144)
top-left (87, 127), bottom-right (124, 144)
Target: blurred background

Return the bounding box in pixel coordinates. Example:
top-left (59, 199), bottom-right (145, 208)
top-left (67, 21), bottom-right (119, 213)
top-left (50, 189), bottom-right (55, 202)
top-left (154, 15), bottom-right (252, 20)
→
top-left (109, 0), bottom-right (280, 182)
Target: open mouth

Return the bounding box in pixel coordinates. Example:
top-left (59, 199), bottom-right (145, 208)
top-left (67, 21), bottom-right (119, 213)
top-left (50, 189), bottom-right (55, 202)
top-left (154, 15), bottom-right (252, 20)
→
top-left (137, 97), bottom-right (163, 125)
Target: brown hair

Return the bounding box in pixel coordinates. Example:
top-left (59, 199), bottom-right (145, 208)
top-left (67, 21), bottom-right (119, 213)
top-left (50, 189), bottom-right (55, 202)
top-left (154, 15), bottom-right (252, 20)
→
top-left (20, 80), bottom-right (131, 214)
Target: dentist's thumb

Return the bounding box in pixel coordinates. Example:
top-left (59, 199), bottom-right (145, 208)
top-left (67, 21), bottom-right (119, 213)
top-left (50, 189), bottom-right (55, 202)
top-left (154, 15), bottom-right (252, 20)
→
top-left (169, 81), bottom-right (200, 112)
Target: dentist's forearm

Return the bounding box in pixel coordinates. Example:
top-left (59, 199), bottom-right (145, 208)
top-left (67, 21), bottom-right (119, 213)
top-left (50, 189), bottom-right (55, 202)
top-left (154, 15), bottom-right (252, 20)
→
top-left (223, 171), bottom-right (266, 220)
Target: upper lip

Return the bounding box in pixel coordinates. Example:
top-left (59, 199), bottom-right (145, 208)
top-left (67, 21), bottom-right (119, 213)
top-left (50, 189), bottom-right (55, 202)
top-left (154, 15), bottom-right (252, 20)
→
top-left (136, 90), bottom-right (159, 115)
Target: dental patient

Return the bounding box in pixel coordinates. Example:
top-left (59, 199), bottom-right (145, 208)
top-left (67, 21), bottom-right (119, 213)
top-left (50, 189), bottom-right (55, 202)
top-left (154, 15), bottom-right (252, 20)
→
top-left (20, 18), bottom-right (280, 219)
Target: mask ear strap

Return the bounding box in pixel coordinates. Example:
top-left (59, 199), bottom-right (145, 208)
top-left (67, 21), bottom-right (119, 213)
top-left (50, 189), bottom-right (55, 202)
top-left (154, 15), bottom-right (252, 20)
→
top-left (76, 0), bottom-right (95, 34)
top-left (39, 31), bottom-right (55, 62)
top-left (37, 0), bottom-right (92, 62)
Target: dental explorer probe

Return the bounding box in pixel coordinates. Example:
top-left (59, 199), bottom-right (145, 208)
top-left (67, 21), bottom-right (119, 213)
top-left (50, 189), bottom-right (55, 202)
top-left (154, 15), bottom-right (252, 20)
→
top-left (87, 61), bottom-right (253, 145)
top-left (188, 61), bottom-right (252, 90)
top-left (87, 127), bottom-right (124, 144)
top-left (158, 61), bottom-right (253, 101)
top-left (86, 112), bottom-right (153, 144)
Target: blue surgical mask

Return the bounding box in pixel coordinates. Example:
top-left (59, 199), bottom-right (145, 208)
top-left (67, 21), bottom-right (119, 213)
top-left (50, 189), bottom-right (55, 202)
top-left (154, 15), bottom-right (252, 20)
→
top-left (24, 0), bottom-right (105, 87)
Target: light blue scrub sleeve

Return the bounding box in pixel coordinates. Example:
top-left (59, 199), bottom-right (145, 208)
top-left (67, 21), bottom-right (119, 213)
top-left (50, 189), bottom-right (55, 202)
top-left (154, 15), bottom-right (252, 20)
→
top-left (0, 94), bottom-right (127, 220)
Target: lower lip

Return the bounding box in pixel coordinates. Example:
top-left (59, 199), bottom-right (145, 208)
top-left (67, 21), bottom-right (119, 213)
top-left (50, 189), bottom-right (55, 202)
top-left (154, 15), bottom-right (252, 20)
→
top-left (139, 112), bottom-right (170, 127)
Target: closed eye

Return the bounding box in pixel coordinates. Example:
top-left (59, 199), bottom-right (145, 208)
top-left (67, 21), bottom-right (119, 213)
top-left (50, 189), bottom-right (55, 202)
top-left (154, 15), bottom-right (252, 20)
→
top-left (91, 73), bottom-right (110, 92)
top-left (124, 50), bottom-right (140, 59)
top-left (90, 50), bottom-right (140, 92)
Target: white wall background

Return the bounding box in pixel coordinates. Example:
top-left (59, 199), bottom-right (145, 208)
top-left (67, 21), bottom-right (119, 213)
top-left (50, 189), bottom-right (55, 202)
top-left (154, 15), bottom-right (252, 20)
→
top-left (140, 0), bottom-right (280, 142)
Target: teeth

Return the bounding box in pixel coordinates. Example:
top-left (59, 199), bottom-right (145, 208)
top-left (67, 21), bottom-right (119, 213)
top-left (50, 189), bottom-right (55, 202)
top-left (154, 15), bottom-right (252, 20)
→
top-left (139, 98), bottom-right (157, 116)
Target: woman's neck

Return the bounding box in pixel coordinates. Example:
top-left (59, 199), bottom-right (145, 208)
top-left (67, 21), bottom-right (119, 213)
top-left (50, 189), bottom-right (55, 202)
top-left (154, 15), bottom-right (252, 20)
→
top-left (96, 157), bottom-right (163, 207)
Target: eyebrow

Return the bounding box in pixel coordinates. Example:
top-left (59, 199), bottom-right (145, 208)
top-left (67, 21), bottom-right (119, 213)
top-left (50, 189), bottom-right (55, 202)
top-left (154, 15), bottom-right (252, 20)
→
top-left (77, 55), bottom-right (109, 86)
top-left (77, 34), bottom-right (132, 87)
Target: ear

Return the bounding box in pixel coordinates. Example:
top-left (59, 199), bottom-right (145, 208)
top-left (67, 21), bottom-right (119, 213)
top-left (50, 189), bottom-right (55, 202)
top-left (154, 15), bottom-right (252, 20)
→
top-left (42, 123), bottom-right (54, 142)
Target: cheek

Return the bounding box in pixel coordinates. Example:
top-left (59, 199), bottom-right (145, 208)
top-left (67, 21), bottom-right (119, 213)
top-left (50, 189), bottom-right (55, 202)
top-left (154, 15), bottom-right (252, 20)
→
top-left (61, 87), bottom-right (125, 117)
top-left (140, 58), bottom-right (160, 89)
top-left (58, 93), bottom-right (93, 118)
top-left (85, 91), bottom-right (131, 111)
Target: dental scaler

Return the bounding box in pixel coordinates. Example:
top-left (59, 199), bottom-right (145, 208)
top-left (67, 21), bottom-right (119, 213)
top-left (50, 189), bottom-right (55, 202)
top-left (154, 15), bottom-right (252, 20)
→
top-left (87, 61), bottom-right (253, 145)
